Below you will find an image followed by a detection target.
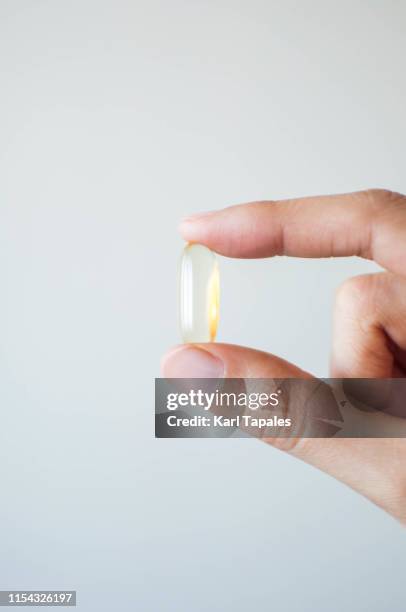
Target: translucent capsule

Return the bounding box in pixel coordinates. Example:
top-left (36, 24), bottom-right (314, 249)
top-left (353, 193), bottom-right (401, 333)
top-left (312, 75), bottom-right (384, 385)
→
top-left (179, 243), bottom-right (220, 343)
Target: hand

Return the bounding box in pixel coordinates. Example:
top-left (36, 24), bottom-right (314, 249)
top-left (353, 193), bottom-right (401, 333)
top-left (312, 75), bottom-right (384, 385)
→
top-left (161, 189), bottom-right (406, 523)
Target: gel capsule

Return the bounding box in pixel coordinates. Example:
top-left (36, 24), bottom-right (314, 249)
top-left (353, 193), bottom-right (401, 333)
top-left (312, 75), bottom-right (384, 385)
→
top-left (179, 243), bottom-right (220, 343)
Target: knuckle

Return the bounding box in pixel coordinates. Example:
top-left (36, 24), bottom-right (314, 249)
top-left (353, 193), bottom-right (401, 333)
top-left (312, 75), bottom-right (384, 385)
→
top-left (364, 188), bottom-right (401, 203)
top-left (335, 274), bottom-right (376, 314)
top-left (362, 188), bottom-right (406, 210)
top-left (365, 188), bottom-right (395, 201)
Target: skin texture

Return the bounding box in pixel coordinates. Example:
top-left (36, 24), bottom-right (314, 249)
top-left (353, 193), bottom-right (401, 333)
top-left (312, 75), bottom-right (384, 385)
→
top-left (161, 189), bottom-right (406, 524)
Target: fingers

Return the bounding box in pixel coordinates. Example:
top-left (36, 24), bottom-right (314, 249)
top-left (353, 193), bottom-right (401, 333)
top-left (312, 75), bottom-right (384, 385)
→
top-left (161, 343), bottom-right (340, 441)
top-left (331, 272), bottom-right (406, 378)
top-left (161, 342), bottom-right (406, 522)
top-left (161, 343), bottom-right (310, 379)
top-left (180, 189), bottom-right (406, 275)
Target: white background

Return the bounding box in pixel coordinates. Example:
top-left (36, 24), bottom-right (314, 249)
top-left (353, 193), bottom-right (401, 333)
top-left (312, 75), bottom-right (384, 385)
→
top-left (0, 1), bottom-right (405, 610)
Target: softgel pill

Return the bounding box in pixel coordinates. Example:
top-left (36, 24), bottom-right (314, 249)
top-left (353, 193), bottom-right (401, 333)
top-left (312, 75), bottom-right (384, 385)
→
top-left (179, 243), bottom-right (220, 343)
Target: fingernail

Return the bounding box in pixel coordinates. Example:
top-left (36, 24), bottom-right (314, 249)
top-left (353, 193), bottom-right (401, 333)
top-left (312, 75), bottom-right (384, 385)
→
top-left (180, 210), bottom-right (216, 225)
top-left (161, 346), bottom-right (224, 378)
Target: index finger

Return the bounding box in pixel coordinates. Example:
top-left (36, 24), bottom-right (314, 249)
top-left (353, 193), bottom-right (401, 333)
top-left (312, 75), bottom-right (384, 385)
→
top-left (179, 189), bottom-right (406, 276)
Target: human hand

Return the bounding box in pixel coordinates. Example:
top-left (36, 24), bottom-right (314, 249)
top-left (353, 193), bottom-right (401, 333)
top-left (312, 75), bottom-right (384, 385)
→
top-left (161, 189), bottom-right (406, 523)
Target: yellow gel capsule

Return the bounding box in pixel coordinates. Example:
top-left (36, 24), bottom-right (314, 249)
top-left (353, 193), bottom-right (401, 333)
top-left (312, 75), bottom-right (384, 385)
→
top-left (179, 243), bottom-right (220, 343)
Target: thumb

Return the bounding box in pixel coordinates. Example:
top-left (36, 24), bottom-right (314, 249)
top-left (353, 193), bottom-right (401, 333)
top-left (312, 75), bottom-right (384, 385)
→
top-left (161, 342), bottom-right (340, 439)
top-left (161, 342), bottom-right (310, 379)
top-left (161, 343), bottom-right (406, 523)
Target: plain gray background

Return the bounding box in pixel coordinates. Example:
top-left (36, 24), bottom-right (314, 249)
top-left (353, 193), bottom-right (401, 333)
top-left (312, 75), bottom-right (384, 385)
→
top-left (1, 1), bottom-right (405, 610)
